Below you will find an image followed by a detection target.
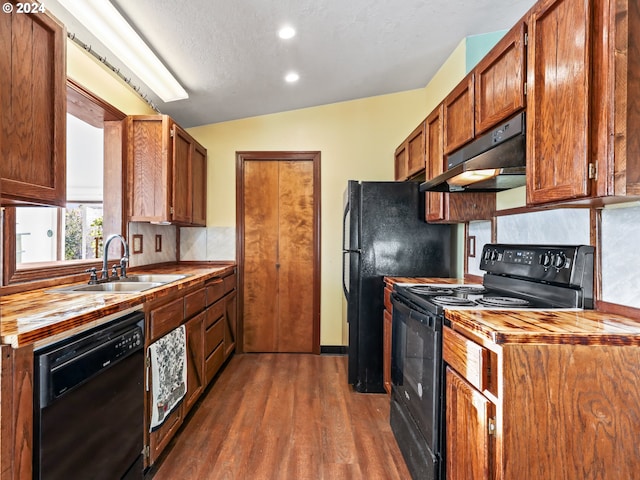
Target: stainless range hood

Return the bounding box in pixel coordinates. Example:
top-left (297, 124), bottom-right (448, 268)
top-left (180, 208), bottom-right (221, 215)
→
top-left (420, 112), bottom-right (526, 193)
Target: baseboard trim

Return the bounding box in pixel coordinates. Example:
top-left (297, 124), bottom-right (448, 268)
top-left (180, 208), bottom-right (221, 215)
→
top-left (320, 345), bottom-right (347, 355)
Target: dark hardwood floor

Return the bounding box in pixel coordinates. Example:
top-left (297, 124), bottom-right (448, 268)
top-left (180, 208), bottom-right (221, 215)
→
top-left (148, 353), bottom-right (410, 479)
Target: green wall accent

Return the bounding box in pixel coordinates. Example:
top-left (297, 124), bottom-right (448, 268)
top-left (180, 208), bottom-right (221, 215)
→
top-left (465, 30), bottom-right (508, 73)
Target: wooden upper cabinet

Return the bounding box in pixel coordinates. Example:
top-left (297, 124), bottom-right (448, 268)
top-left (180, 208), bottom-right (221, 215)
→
top-left (394, 142), bottom-right (408, 181)
top-left (192, 142), bottom-right (207, 226)
top-left (406, 121), bottom-right (426, 178)
top-left (425, 105), bottom-right (445, 222)
top-left (526, 0), bottom-right (591, 205)
top-left (171, 124), bottom-right (193, 224)
top-left (443, 73), bottom-right (475, 155)
top-left (395, 120), bottom-right (426, 181)
top-left (127, 115), bottom-right (207, 225)
top-left (0, 8), bottom-right (66, 206)
top-left (475, 22), bottom-right (526, 135)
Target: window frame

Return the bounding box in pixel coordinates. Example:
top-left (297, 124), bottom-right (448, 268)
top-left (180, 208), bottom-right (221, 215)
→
top-left (1, 79), bottom-right (127, 293)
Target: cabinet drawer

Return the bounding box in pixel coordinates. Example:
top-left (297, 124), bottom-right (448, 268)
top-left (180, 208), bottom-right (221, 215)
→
top-left (443, 326), bottom-right (488, 392)
top-left (150, 298), bottom-right (184, 340)
top-left (205, 343), bottom-right (225, 384)
top-left (185, 288), bottom-right (206, 319)
top-left (206, 280), bottom-right (224, 306)
top-left (223, 273), bottom-right (236, 295)
top-left (205, 300), bottom-right (225, 329)
top-left (205, 318), bottom-right (224, 356)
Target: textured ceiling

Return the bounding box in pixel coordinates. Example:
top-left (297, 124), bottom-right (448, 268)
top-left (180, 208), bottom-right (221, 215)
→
top-left (47, 0), bottom-right (536, 128)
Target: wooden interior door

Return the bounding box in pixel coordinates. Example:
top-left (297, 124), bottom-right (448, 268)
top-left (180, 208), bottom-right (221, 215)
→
top-left (239, 152), bottom-right (320, 353)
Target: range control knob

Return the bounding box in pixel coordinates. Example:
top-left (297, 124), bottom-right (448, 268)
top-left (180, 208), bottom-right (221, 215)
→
top-left (483, 249), bottom-right (492, 262)
top-left (554, 252), bottom-right (567, 268)
top-left (540, 252), bottom-right (552, 267)
top-left (490, 249), bottom-right (500, 261)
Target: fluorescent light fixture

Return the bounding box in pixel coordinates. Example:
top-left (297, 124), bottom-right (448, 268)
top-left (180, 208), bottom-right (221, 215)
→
top-left (285, 72), bottom-right (300, 83)
top-left (447, 169), bottom-right (500, 187)
top-left (278, 26), bottom-right (296, 39)
top-left (58, 0), bottom-right (188, 102)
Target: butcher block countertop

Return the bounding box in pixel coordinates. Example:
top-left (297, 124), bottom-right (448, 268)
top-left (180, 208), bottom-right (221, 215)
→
top-left (0, 264), bottom-right (235, 348)
top-left (385, 276), bottom-right (640, 347)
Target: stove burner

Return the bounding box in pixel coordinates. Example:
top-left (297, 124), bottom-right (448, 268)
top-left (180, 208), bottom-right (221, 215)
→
top-left (476, 296), bottom-right (531, 308)
top-left (431, 296), bottom-right (476, 306)
top-left (452, 286), bottom-right (488, 294)
top-left (408, 286), bottom-right (454, 296)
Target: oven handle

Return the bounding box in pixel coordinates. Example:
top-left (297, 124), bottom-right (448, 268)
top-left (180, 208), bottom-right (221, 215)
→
top-left (391, 294), bottom-right (437, 330)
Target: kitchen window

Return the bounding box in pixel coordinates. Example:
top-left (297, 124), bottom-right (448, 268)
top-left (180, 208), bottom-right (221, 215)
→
top-left (1, 80), bottom-right (126, 288)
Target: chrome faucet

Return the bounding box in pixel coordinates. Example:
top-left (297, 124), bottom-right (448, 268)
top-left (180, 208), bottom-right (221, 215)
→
top-left (102, 234), bottom-right (129, 280)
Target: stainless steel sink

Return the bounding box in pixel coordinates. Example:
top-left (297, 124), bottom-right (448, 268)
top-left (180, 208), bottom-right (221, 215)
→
top-left (47, 273), bottom-right (189, 294)
top-left (123, 274), bottom-right (188, 284)
top-left (49, 281), bottom-right (163, 294)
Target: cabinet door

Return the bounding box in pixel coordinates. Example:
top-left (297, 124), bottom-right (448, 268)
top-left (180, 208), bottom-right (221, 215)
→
top-left (184, 312), bottom-right (205, 412)
top-left (171, 124), bottom-right (193, 224)
top-left (475, 22), bottom-right (526, 135)
top-left (224, 291), bottom-right (237, 358)
top-left (0, 9), bottom-right (66, 206)
top-left (444, 74), bottom-right (475, 154)
top-left (526, 0), bottom-right (591, 205)
top-left (425, 105), bottom-right (446, 222)
top-left (191, 141), bottom-right (207, 226)
top-left (406, 121), bottom-right (426, 178)
top-left (446, 367), bottom-right (493, 480)
top-left (394, 141), bottom-right (408, 180)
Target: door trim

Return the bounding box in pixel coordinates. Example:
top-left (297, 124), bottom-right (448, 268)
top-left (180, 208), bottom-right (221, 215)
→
top-left (236, 151), bottom-right (321, 354)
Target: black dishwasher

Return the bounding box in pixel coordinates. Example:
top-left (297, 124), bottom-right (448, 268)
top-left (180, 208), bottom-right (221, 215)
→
top-left (34, 310), bottom-right (145, 480)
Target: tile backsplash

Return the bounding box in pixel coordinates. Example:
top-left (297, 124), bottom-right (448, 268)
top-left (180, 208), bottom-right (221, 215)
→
top-left (180, 226), bottom-right (235, 261)
top-left (600, 203), bottom-right (640, 308)
top-left (466, 204), bottom-right (640, 310)
top-left (127, 222), bottom-right (177, 267)
top-left (496, 209), bottom-right (591, 245)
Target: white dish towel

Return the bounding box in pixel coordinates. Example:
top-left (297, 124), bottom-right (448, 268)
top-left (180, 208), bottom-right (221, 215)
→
top-left (148, 325), bottom-right (187, 431)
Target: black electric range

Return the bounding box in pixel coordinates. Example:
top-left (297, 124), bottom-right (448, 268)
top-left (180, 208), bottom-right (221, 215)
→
top-left (389, 243), bottom-right (595, 480)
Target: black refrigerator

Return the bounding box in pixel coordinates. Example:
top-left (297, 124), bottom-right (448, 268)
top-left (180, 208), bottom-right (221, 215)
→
top-left (342, 180), bottom-right (452, 393)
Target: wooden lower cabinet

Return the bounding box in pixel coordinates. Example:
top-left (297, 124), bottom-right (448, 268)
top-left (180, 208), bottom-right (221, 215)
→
top-left (146, 271), bottom-right (237, 467)
top-left (184, 311), bottom-right (205, 412)
top-left (443, 324), bottom-right (640, 479)
top-left (382, 282), bottom-right (393, 394)
top-left (148, 403), bottom-right (183, 466)
top-left (383, 309), bottom-right (392, 395)
top-left (224, 291), bottom-right (237, 358)
top-left (445, 368), bottom-right (493, 480)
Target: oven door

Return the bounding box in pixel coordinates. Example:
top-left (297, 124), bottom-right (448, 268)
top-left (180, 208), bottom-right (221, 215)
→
top-left (391, 294), bottom-right (442, 450)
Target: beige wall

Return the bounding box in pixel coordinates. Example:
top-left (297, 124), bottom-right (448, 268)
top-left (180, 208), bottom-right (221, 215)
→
top-left (66, 39), bottom-right (156, 116)
top-left (188, 89), bottom-right (427, 346)
top-left (187, 39), bottom-right (468, 346)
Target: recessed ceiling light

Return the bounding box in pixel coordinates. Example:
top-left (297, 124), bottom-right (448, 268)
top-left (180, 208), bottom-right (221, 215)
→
top-left (278, 26), bottom-right (296, 39)
top-left (285, 72), bottom-right (299, 83)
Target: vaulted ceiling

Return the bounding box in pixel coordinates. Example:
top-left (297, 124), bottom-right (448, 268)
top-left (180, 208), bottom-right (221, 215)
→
top-left (46, 0), bottom-right (536, 128)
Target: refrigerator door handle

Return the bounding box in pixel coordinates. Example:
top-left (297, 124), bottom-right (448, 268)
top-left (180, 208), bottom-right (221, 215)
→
top-left (342, 251), bottom-right (349, 299)
top-left (342, 201), bottom-right (350, 251)
top-left (342, 249), bottom-right (360, 299)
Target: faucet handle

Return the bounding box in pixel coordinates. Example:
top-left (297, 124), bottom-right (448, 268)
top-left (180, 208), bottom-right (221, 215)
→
top-left (85, 267), bottom-right (98, 284)
top-left (119, 257), bottom-right (128, 278)
top-left (111, 264), bottom-right (121, 279)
